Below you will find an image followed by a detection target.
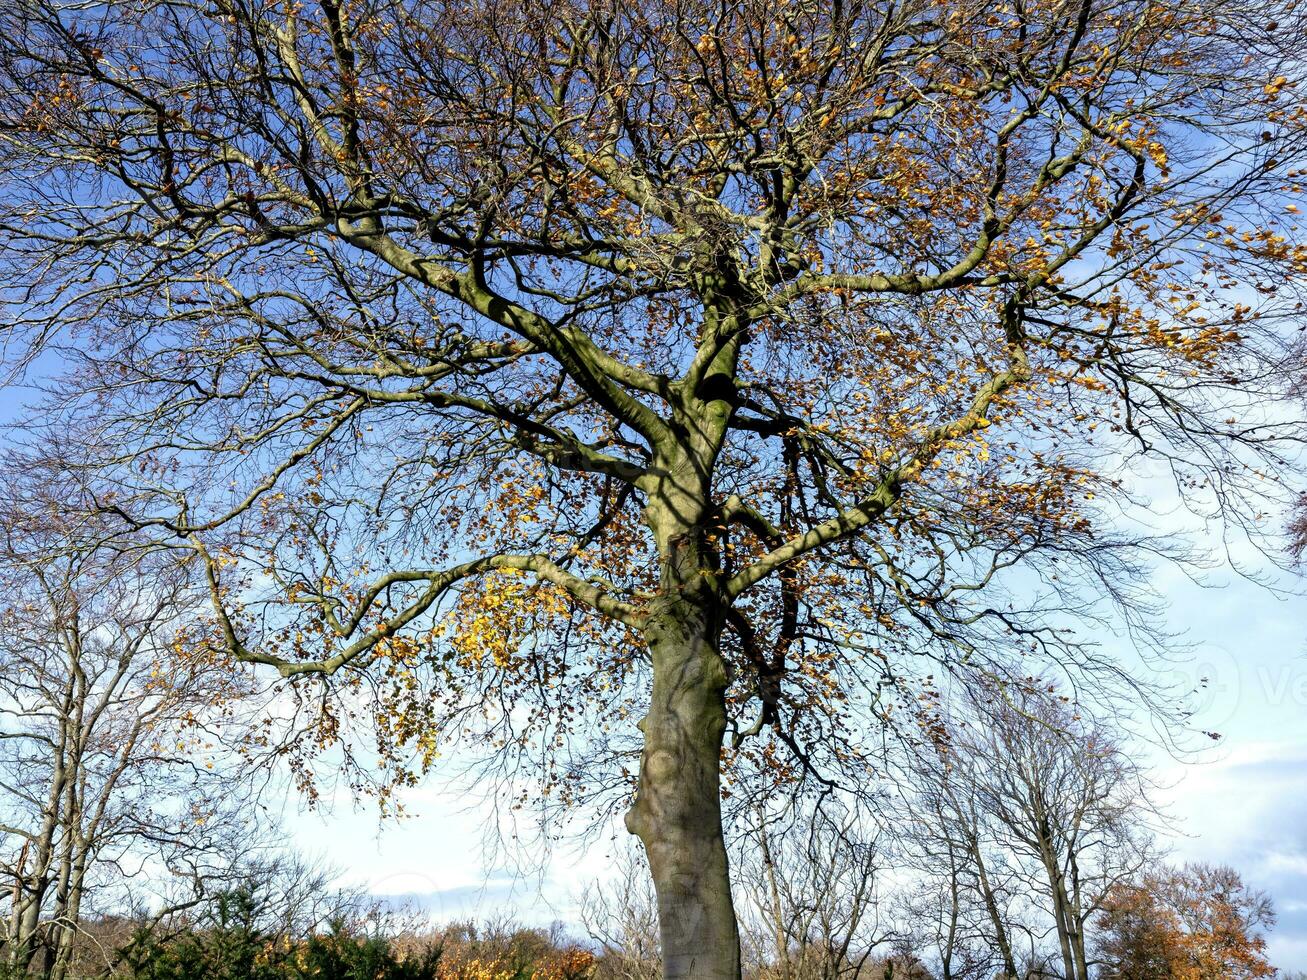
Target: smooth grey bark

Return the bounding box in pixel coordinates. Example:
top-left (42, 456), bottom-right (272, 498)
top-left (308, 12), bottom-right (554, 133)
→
top-left (617, 315), bottom-right (746, 980)
top-left (1035, 823), bottom-right (1081, 980)
top-left (1065, 849), bottom-right (1091, 980)
top-left (626, 592), bottom-right (741, 980)
top-left (625, 457), bottom-right (742, 980)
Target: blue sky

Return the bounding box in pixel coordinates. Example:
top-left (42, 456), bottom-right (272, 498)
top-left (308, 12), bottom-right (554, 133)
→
top-left (1148, 554), bottom-right (1307, 969)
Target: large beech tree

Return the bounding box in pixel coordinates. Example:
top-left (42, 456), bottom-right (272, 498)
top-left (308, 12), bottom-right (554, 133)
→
top-left (1, 1), bottom-right (1305, 976)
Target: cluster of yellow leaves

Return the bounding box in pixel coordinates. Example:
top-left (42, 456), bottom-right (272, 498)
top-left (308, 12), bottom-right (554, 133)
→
top-left (447, 571), bottom-right (559, 670)
top-left (434, 950), bottom-right (595, 980)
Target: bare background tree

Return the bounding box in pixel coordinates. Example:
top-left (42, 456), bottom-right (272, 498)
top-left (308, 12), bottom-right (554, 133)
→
top-left (0, 479), bottom-right (257, 980)
top-left (899, 752), bottom-right (1028, 980)
top-left (893, 682), bottom-right (1162, 980)
top-left (973, 686), bottom-right (1156, 980)
top-left (583, 846), bottom-right (662, 980)
top-left (735, 804), bottom-right (891, 980)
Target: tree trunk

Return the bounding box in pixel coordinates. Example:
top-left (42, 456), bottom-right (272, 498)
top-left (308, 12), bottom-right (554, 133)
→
top-left (626, 596), bottom-right (741, 980)
top-left (49, 849), bottom-right (88, 980)
top-left (970, 841), bottom-right (1017, 979)
top-left (940, 844), bottom-right (958, 980)
top-left (756, 813), bottom-right (792, 980)
top-left (1065, 853), bottom-right (1091, 980)
top-left (1043, 859), bottom-right (1078, 980)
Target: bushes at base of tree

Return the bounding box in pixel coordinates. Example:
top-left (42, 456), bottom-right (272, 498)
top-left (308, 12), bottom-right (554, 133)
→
top-left (115, 914), bottom-right (595, 980)
top-left (106, 881), bottom-right (594, 980)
